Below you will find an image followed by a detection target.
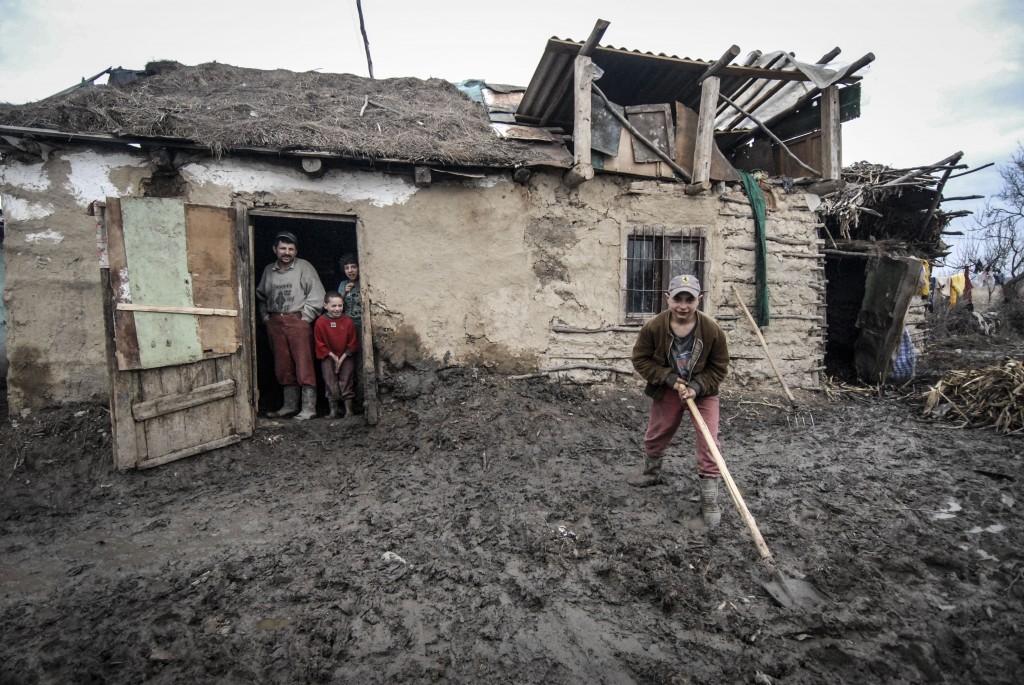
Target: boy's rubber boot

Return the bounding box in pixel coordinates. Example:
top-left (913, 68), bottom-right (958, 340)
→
top-left (268, 385), bottom-right (300, 418)
top-left (343, 399), bottom-right (356, 417)
top-left (294, 386), bottom-right (317, 421)
top-left (628, 455), bottom-right (663, 487)
top-left (327, 398), bottom-right (341, 419)
top-left (700, 477), bottom-right (722, 527)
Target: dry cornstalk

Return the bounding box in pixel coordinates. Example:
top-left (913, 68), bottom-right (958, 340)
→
top-left (922, 359), bottom-right (1024, 434)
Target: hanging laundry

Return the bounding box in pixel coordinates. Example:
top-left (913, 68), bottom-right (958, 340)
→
top-left (949, 272), bottom-right (965, 307)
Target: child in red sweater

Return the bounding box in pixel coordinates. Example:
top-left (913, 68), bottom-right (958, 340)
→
top-left (314, 292), bottom-right (360, 419)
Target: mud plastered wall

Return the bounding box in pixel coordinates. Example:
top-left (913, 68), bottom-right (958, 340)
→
top-left (540, 181), bottom-right (825, 389)
top-left (0, 149), bottom-right (151, 413)
top-left (715, 186), bottom-right (826, 390)
top-left (1, 148), bottom-right (825, 413)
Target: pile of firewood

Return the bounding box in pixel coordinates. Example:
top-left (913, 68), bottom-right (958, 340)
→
top-left (923, 359), bottom-right (1024, 434)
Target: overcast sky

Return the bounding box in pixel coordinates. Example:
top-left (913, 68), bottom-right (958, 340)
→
top-left (2, 0), bottom-right (1022, 268)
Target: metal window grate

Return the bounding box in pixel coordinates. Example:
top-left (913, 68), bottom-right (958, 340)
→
top-left (624, 225), bottom-right (706, 323)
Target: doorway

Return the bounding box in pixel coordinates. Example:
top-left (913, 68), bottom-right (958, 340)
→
top-left (824, 254), bottom-right (868, 381)
top-left (250, 211), bottom-right (358, 414)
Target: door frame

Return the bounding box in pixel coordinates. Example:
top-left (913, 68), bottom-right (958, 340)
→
top-left (245, 208), bottom-right (379, 424)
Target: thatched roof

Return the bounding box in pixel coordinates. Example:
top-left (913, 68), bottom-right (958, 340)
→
top-left (0, 61), bottom-right (552, 167)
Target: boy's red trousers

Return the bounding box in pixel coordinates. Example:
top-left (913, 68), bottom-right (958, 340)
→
top-left (643, 391), bottom-right (721, 477)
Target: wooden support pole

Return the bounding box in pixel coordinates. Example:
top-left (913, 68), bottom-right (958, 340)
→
top-left (730, 285), bottom-right (798, 407)
top-left (693, 76), bottom-right (720, 185)
top-left (820, 85), bottom-right (841, 180)
top-left (567, 54), bottom-right (594, 187)
top-left (356, 0), bottom-right (374, 79)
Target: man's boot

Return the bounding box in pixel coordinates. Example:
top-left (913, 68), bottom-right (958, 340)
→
top-left (343, 399), bottom-right (356, 419)
top-left (294, 386), bottom-right (317, 420)
top-left (327, 398), bottom-right (341, 419)
top-left (268, 385), bottom-right (299, 418)
top-left (628, 454), bottom-right (663, 487)
top-left (700, 477), bottom-right (722, 527)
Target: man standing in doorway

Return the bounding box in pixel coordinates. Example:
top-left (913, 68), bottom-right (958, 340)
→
top-left (256, 231), bottom-right (326, 420)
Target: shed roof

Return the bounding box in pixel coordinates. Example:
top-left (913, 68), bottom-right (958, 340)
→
top-left (0, 61), bottom-right (569, 168)
top-left (517, 38), bottom-right (869, 151)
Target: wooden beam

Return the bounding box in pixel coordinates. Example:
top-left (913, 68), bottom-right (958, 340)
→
top-left (820, 85), bottom-right (841, 180)
top-left (698, 45), bottom-right (741, 84)
top-left (132, 380), bottom-right (237, 421)
top-left (579, 19), bottom-right (611, 57)
top-left (570, 54), bottom-right (594, 184)
top-left (414, 166), bottom-right (432, 187)
top-left (693, 76), bottom-right (720, 184)
top-left (301, 157), bottom-right (323, 176)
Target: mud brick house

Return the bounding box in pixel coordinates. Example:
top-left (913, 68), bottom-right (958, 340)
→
top-left (0, 22), bottom-right (970, 467)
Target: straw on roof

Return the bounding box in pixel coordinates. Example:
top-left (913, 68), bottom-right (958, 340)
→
top-left (0, 61), bottom-right (543, 166)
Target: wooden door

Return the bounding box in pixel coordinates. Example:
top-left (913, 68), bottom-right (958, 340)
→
top-left (104, 197), bottom-right (254, 469)
top-left (854, 256), bottom-right (923, 384)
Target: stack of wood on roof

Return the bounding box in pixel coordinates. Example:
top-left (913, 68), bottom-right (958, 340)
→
top-left (816, 152), bottom-right (987, 256)
top-left (924, 359), bottom-right (1024, 434)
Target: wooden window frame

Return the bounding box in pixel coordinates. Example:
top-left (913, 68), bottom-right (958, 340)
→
top-left (622, 225), bottom-right (706, 324)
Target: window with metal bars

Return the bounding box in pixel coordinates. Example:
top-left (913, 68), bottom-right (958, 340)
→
top-left (624, 226), bottom-right (706, 323)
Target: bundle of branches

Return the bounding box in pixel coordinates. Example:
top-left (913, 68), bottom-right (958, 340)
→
top-left (923, 358), bottom-right (1024, 434)
top-left (0, 61), bottom-right (537, 166)
top-left (817, 158), bottom-right (963, 253)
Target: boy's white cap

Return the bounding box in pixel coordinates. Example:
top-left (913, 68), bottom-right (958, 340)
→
top-left (668, 274), bottom-right (701, 297)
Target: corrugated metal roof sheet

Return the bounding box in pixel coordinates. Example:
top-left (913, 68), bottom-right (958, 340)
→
top-left (517, 38), bottom-right (864, 149)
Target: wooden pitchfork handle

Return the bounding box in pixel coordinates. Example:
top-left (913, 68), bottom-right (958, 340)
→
top-left (730, 284), bottom-right (798, 407)
top-left (685, 396), bottom-right (777, 570)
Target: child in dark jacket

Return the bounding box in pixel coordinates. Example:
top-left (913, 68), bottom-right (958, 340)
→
top-left (314, 292), bottom-right (360, 419)
top-left (630, 274), bottom-right (730, 526)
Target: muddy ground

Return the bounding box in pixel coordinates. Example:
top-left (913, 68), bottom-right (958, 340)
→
top-left (1, 339), bottom-right (1022, 684)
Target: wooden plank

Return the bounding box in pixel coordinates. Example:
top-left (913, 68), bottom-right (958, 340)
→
top-left (116, 303), bottom-right (238, 316)
top-left (590, 92), bottom-right (623, 156)
top-left (142, 366), bottom-right (185, 461)
top-left (103, 264), bottom-right (141, 470)
top-left (774, 132), bottom-right (822, 178)
top-left (625, 104), bottom-right (674, 164)
top-left (105, 197), bottom-right (142, 370)
top-left (854, 257), bottom-right (923, 383)
top-left (673, 102), bottom-right (740, 182)
top-left (820, 85), bottom-right (841, 180)
top-left (693, 77), bottom-right (720, 184)
top-left (120, 198), bottom-right (203, 368)
top-left (596, 126), bottom-right (668, 178)
top-left (234, 201), bottom-right (256, 436)
top-left (132, 379), bottom-right (235, 421)
top-left (136, 434), bottom-right (241, 469)
top-left (186, 204), bottom-right (240, 355)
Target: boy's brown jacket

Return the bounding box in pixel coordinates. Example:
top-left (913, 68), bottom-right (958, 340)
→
top-left (631, 310), bottom-right (730, 400)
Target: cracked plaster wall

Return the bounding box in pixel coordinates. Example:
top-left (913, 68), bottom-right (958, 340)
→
top-left (1, 148), bottom-right (826, 413)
